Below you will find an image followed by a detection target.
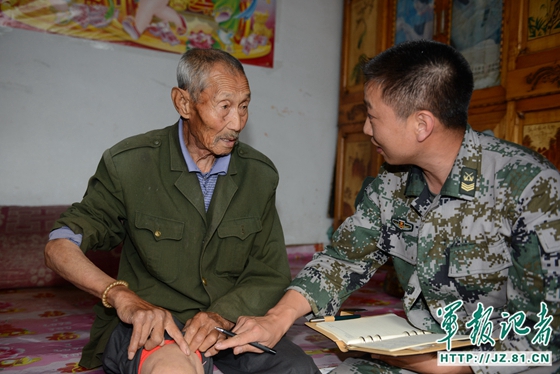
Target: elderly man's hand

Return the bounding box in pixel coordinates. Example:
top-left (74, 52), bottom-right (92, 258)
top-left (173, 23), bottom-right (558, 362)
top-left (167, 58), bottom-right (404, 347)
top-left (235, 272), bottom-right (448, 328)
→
top-left (109, 286), bottom-right (190, 360)
top-left (183, 312), bottom-right (235, 357)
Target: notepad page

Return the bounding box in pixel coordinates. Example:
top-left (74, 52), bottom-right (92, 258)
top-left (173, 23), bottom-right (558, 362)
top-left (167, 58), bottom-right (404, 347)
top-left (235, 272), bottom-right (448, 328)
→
top-left (349, 333), bottom-right (470, 352)
top-left (317, 314), bottom-right (429, 345)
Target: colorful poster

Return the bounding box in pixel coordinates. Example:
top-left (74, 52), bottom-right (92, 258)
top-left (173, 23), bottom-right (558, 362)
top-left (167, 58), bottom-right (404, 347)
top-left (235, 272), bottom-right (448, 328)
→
top-left (0, 0), bottom-right (276, 68)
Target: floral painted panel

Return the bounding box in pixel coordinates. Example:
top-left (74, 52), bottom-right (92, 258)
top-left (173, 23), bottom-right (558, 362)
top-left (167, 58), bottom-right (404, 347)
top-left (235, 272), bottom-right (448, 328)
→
top-left (528, 0), bottom-right (560, 40)
top-left (0, 0), bottom-right (276, 67)
top-left (523, 121), bottom-right (560, 170)
top-left (346, 0), bottom-right (379, 91)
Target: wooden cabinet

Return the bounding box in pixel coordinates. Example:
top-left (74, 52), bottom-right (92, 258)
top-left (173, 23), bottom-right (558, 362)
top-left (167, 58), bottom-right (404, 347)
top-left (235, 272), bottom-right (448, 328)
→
top-left (333, 0), bottom-right (388, 229)
top-left (333, 0), bottom-right (560, 229)
top-left (505, 0), bottom-right (560, 154)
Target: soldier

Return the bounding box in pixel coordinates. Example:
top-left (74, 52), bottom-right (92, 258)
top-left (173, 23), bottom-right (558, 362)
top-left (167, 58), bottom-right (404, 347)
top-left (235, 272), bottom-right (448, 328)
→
top-left (215, 40), bottom-right (560, 374)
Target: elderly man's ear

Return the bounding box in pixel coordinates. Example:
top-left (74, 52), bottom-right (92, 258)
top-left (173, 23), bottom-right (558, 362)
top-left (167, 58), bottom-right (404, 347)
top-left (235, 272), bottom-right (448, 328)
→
top-left (171, 87), bottom-right (191, 119)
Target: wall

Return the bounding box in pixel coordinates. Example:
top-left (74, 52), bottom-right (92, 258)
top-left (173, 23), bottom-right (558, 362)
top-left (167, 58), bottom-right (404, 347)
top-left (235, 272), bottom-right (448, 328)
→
top-left (0, 1), bottom-right (343, 245)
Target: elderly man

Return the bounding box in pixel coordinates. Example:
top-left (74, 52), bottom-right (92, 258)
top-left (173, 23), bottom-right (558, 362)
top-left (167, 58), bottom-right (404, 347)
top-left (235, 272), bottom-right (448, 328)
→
top-left (45, 48), bottom-right (319, 374)
top-left (216, 40), bottom-right (560, 374)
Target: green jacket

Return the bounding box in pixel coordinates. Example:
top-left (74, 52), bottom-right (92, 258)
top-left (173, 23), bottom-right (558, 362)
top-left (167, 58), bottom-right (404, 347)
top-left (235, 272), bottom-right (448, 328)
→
top-left (54, 123), bottom-right (291, 368)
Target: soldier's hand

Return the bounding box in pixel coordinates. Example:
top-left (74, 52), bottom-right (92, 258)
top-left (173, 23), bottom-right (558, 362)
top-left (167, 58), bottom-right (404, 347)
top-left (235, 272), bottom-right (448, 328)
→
top-left (213, 314), bottom-right (285, 355)
top-left (214, 289), bottom-right (310, 355)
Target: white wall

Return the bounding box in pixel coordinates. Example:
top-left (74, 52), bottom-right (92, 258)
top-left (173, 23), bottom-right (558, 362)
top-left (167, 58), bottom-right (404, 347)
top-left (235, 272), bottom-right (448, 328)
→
top-left (0, 0), bottom-right (343, 245)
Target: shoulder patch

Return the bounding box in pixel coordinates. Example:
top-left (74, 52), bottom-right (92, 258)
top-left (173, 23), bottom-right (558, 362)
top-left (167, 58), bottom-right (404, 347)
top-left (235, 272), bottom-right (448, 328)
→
top-left (459, 167), bottom-right (477, 196)
top-left (109, 127), bottom-right (172, 157)
top-left (236, 142), bottom-right (277, 173)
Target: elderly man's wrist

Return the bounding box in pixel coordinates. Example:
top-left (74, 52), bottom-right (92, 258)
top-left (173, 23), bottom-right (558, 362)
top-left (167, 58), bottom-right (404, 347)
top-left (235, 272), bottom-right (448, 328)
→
top-left (102, 280), bottom-right (129, 308)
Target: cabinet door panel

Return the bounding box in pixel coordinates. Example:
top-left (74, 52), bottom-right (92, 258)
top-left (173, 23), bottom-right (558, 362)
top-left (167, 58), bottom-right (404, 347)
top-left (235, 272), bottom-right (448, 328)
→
top-left (509, 1), bottom-right (560, 71)
top-left (334, 124), bottom-right (381, 229)
top-left (468, 103), bottom-right (506, 137)
top-left (341, 0), bottom-right (383, 95)
top-left (516, 96), bottom-right (560, 170)
top-left (525, 0), bottom-right (560, 53)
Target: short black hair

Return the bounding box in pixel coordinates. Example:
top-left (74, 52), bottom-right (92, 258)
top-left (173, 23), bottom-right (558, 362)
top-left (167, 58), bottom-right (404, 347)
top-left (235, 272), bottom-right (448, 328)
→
top-left (363, 40), bottom-right (474, 130)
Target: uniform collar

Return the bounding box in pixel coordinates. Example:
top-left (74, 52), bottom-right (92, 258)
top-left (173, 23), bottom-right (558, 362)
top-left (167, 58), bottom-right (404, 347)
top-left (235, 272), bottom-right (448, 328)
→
top-left (405, 125), bottom-right (481, 201)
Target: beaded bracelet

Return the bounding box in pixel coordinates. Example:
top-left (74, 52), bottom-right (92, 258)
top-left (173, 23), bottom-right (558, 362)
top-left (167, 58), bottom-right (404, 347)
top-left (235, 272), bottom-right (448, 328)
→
top-left (101, 280), bottom-right (129, 308)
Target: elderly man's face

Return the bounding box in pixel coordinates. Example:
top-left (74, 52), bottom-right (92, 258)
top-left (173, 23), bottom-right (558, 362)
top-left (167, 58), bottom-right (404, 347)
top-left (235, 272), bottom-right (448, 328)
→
top-left (186, 64), bottom-right (251, 156)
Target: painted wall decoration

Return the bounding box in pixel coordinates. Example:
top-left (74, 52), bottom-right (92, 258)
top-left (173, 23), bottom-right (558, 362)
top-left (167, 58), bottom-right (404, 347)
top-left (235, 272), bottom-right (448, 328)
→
top-left (528, 0), bottom-right (560, 40)
top-left (523, 122), bottom-right (560, 170)
top-left (450, 0), bottom-right (503, 90)
top-left (0, 0), bottom-right (276, 68)
top-left (395, 0), bottom-right (434, 45)
top-left (345, 0), bottom-right (378, 92)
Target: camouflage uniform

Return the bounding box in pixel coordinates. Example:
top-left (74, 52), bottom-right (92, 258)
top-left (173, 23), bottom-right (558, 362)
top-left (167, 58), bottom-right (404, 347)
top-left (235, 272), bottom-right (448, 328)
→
top-left (289, 126), bottom-right (560, 374)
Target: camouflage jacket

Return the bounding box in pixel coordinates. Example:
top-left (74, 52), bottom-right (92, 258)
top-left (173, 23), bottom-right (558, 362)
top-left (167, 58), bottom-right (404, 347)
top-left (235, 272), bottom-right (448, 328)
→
top-left (289, 125), bottom-right (560, 373)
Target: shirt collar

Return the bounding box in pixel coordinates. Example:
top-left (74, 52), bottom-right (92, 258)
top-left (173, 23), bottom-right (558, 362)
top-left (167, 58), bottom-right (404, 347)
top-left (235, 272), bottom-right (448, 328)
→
top-left (178, 118), bottom-right (230, 176)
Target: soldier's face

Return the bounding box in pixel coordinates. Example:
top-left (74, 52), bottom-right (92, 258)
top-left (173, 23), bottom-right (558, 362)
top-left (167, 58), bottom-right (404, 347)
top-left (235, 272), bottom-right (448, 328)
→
top-left (363, 84), bottom-right (417, 165)
top-left (186, 64), bottom-right (251, 156)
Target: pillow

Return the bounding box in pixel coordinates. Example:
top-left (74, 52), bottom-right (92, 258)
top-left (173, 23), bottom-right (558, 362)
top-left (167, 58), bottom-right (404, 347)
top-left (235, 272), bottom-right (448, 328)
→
top-left (0, 206), bottom-right (121, 290)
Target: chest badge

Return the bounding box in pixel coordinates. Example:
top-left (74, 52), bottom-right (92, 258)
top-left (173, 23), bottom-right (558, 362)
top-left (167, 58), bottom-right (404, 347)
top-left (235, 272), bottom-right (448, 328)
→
top-left (391, 218), bottom-right (413, 232)
top-left (460, 167), bottom-right (477, 196)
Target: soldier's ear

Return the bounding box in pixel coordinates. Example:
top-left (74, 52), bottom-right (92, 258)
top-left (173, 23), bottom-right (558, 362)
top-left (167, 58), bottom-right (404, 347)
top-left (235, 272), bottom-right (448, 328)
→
top-left (415, 111), bottom-right (435, 143)
top-left (171, 87), bottom-right (192, 119)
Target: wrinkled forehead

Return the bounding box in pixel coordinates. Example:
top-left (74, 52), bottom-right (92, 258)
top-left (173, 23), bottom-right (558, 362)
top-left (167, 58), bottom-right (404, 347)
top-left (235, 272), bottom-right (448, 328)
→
top-left (206, 63), bottom-right (249, 87)
top-left (199, 67), bottom-right (250, 103)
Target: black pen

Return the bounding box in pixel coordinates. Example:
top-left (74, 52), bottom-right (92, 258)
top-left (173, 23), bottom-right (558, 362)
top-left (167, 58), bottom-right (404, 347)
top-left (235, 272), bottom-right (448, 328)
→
top-left (215, 327), bottom-right (277, 355)
top-left (309, 314), bottom-right (361, 323)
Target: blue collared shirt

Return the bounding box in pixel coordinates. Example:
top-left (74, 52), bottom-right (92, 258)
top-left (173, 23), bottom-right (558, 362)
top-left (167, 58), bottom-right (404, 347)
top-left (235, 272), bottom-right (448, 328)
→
top-left (179, 118), bottom-right (230, 211)
top-left (50, 119), bottom-right (231, 245)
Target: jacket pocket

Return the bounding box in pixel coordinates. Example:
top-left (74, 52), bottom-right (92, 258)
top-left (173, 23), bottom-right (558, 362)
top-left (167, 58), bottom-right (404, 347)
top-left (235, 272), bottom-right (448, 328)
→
top-left (135, 212), bottom-right (184, 241)
top-left (448, 239), bottom-right (512, 277)
top-left (535, 220), bottom-right (560, 302)
top-left (447, 239), bottom-right (512, 309)
top-left (134, 212), bottom-right (184, 282)
top-left (216, 217), bottom-right (262, 276)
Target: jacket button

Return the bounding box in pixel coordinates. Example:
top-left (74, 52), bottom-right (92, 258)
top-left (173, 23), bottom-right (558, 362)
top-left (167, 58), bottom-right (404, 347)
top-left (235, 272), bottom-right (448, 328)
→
top-left (154, 230), bottom-right (162, 238)
top-left (201, 277), bottom-right (207, 286)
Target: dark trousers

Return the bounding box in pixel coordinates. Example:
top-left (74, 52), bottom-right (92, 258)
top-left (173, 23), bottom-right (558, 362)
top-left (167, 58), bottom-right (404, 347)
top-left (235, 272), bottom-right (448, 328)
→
top-left (212, 335), bottom-right (320, 374)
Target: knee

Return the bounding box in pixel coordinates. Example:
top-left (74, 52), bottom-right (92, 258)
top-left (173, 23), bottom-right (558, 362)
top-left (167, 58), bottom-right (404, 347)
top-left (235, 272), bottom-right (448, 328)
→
top-left (141, 348), bottom-right (203, 374)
